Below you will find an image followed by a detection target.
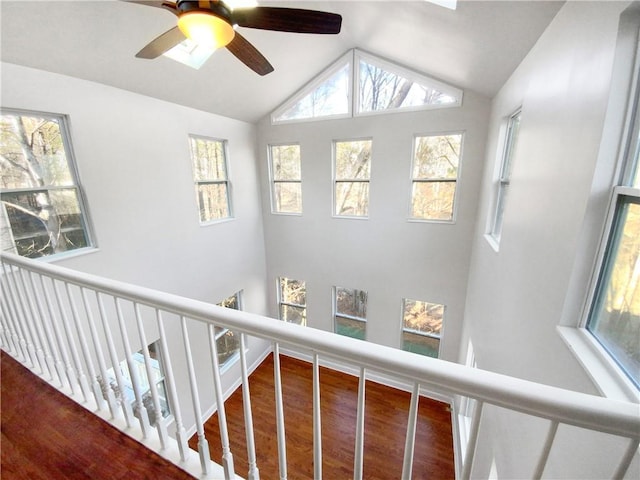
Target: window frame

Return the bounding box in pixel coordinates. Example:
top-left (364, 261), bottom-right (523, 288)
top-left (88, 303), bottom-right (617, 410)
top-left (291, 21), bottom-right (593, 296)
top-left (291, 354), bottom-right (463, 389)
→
top-left (559, 6), bottom-right (640, 401)
top-left (0, 108), bottom-right (95, 260)
top-left (270, 52), bottom-right (353, 125)
top-left (408, 131), bottom-right (464, 223)
top-left (268, 143), bottom-right (303, 215)
top-left (354, 49), bottom-right (463, 118)
top-left (333, 286), bottom-right (368, 340)
top-left (488, 108), bottom-right (522, 245)
top-left (332, 138), bottom-right (373, 219)
top-left (215, 290), bottom-right (243, 370)
top-left (270, 49), bottom-right (463, 125)
top-left (277, 277), bottom-right (307, 325)
top-left (187, 134), bottom-right (233, 225)
top-left (400, 298), bottom-right (446, 358)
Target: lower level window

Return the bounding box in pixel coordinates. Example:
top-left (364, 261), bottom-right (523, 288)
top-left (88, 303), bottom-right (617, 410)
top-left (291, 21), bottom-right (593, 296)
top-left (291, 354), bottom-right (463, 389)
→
top-left (401, 299), bottom-right (444, 358)
top-left (278, 277), bottom-right (307, 325)
top-left (334, 286), bottom-right (367, 340)
top-left (216, 292), bottom-right (242, 367)
top-left (102, 340), bottom-right (171, 427)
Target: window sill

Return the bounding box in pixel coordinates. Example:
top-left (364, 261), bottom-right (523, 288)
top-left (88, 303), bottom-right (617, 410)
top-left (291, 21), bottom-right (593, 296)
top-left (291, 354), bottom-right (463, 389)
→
top-left (199, 217), bottom-right (235, 227)
top-left (483, 233), bottom-right (500, 253)
top-left (557, 326), bottom-right (639, 403)
top-left (40, 246), bottom-right (100, 263)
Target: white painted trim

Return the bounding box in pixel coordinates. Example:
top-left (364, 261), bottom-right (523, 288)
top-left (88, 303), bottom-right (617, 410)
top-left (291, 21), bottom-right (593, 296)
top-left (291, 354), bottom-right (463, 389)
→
top-left (557, 326), bottom-right (639, 403)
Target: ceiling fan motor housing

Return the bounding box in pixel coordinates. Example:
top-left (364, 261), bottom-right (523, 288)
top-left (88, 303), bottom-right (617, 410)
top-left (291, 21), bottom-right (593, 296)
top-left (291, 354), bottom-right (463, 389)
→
top-left (177, 0), bottom-right (233, 25)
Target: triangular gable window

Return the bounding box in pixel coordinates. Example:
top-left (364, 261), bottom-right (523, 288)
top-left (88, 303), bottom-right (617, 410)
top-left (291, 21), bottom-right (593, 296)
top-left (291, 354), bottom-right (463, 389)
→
top-left (356, 51), bottom-right (461, 115)
top-left (271, 49), bottom-right (462, 124)
top-left (272, 53), bottom-right (352, 123)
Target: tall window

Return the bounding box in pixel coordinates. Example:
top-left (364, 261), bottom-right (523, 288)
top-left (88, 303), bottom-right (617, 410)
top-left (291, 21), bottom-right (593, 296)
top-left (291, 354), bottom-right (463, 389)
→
top-left (401, 299), bottom-right (444, 358)
top-left (269, 144), bottom-right (302, 214)
top-left (102, 340), bottom-right (171, 426)
top-left (277, 277), bottom-right (307, 325)
top-left (0, 110), bottom-right (93, 258)
top-left (215, 292), bottom-right (242, 367)
top-left (490, 109), bottom-right (521, 241)
top-left (334, 286), bottom-right (367, 340)
top-left (334, 139), bottom-right (372, 217)
top-left (410, 133), bottom-right (463, 221)
top-left (188, 135), bottom-right (231, 223)
top-left (586, 101), bottom-right (639, 387)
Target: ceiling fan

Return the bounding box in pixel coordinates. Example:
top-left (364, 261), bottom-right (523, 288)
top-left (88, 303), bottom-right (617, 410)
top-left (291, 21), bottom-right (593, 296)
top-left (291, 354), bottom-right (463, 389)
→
top-left (128, 1), bottom-right (342, 75)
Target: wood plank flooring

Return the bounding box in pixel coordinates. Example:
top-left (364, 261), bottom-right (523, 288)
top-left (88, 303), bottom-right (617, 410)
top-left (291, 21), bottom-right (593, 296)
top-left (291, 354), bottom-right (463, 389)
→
top-left (0, 351), bottom-right (194, 480)
top-left (189, 353), bottom-right (455, 479)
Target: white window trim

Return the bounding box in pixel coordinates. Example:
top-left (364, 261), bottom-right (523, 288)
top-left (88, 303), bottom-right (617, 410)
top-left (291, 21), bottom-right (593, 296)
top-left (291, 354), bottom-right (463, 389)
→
top-left (486, 107), bottom-right (522, 249)
top-left (0, 108), bottom-right (96, 259)
top-left (268, 143), bottom-right (303, 216)
top-left (271, 51), bottom-right (353, 125)
top-left (354, 49), bottom-right (463, 118)
top-left (399, 298), bottom-right (446, 358)
top-left (215, 290), bottom-right (243, 371)
top-left (407, 131), bottom-right (464, 224)
top-left (188, 134), bottom-right (234, 226)
top-left (276, 277), bottom-right (307, 324)
top-left (559, 4), bottom-right (640, 402)
top-left (271, 49), bottom-right (463, 125)
top-left (332, 138), bottom-right (373, 219)
top-left (333, 286), bottom-right (368, 340)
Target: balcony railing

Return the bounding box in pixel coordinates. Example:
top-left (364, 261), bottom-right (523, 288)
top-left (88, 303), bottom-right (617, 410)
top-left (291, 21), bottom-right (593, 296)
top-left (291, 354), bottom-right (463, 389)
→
top-left (1, 251), bottom-right (638, 479)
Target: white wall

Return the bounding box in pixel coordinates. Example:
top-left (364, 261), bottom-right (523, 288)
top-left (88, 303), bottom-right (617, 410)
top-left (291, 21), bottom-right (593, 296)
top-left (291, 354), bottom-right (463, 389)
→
top-left (462, 1), bottom-right (639, 478)
top-left (1, 62), bottom-right (271, 431)
top-left (257, 91), bottom-right (490, 362)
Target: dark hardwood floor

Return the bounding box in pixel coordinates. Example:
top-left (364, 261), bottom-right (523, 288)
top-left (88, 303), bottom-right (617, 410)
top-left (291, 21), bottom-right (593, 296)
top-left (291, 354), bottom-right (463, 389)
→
top-left (1, 350), bottom-right (454, 480)
top-left (0, 351), bottom-right (194, 480)
top-left (190, 354), bottom-right (455, 480)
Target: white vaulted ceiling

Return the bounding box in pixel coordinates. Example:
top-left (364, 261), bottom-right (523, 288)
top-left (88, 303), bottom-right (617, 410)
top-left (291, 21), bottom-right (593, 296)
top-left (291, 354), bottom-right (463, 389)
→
top-left (0, 0), bottom-right (564, 123)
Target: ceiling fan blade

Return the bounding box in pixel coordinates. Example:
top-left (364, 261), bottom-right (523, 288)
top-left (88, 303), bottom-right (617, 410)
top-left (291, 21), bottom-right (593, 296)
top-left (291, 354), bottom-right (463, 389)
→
top-left (135, 26), bottom-right (186, 59)
top-left (124, 1), bottom-right (179, 15)
top-left (233, 7), bottom-right (342, 34)
top-left (226, 32), bottom-right (274, 76)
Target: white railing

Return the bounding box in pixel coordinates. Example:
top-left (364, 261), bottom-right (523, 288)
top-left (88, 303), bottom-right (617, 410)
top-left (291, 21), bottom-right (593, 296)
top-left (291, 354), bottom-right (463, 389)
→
top-left (1, 251), bottom-right (639, 480)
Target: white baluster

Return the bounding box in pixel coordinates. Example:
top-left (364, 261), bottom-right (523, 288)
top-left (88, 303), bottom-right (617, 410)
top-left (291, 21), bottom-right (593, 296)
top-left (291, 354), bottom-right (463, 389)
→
top-left (2, 262), bottom-right (31, 363)
top-left (52, 279), bottom-right (91, 400)
top-left (81, 287), bottom-right (117, 415)
top-left (181, 316), bottom-right (213, 477)
top-left (0, 270), bottom-right (21, 356)
top-left (134, 302), bottom-right (169, 449)
top-left (313, 353), bottom-right (322, 480)
top-left (0, 294), bottom-right (12, 350)
top-left (64, 282), bottom-right (101, 406)
top-left (27, 271), bottom-right (64, 386)
top-left (612, 438), bottom-right (639, 480)
top-left (208, 324), bottom-right (236, 480)
top-left (155, 309), bottom-right (189, 461)
top-left (353, 367), bottom-right (366, 480)
top-left (19, 269), bottom-right (53, 379)
top-left (401, 382), bottom-right (420, 480)
top-left (39, 275), bottom-right (77, 393)
top-left (461, 400), bottom-right (484, 480)
top-left (239, 333), bottom-right (258, 480)
top-left (273, 343), bottom-right (288, 480)
top-left (533, 420), bottom-right (558, 479)
top-left (114, 298), bottom-right (152, 438)
top-left (4, 263), bottom-right (38, 368)
top-left (96, 292), bottom-right (135, 427)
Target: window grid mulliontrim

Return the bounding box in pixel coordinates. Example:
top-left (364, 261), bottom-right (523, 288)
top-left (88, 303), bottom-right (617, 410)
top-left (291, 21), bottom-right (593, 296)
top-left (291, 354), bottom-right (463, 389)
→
top-left (0, 108), bottom-right (95, 256)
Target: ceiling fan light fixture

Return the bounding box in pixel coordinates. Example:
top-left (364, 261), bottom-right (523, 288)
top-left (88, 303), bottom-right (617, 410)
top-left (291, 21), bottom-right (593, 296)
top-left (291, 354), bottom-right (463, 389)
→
top-left (177, 11), bottom-right (235, 50)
